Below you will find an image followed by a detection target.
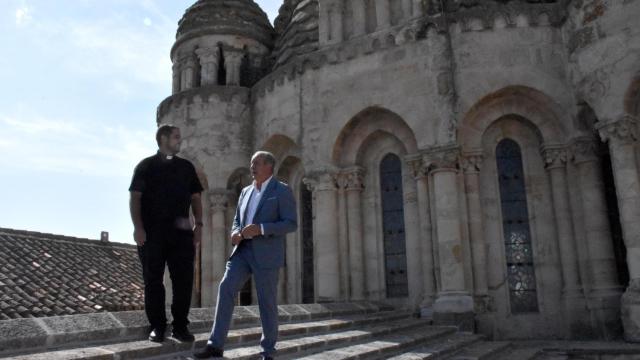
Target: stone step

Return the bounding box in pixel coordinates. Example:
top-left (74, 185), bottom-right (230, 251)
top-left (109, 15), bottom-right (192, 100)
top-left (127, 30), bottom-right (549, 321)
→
top-left (446, 340), bottom-right (512, 360)
top-left (3, 307), bottom-right (412, 360)
top-left (0, 301), bottom-right (393, 358)
top-left (491, 345), bottom-right (543, 360)
top-left (209, 317), bottom-right (442, 360)
top-left (385, 333), bottom-right (484, 360)
top-left (287, 325), bottom-right (464, 360)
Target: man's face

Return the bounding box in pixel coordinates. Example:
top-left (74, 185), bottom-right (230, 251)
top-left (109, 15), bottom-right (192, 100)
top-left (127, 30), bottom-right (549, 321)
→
top-left (250, 155), bottom-right (272, 183)
top-left (162, 128), bottom-right (181, 154)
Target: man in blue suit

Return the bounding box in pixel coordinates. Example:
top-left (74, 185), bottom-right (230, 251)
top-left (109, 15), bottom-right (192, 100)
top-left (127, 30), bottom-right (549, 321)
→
top-left (195, 151), bottom-right (297, 360)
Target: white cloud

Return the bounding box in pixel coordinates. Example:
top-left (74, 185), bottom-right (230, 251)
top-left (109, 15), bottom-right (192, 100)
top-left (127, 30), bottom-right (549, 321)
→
top-left (143, 17), bottom-right (152, 26)
top-left (15, 6), bottom-right (33, 26)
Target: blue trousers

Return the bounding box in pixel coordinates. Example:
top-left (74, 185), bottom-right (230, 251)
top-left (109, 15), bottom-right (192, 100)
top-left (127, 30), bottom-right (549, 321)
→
top-left (208, 242), bottom-right (280, 356)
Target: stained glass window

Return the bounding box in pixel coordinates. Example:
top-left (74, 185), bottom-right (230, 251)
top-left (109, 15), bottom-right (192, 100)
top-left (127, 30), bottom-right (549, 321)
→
top-left (496, 139), bottom-right (539, 313)
top-left (380, 154), bottom-right (409, 298)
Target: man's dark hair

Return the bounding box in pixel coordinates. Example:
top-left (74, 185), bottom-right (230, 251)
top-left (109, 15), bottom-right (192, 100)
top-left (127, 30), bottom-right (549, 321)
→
top-left (156, 124), bottom-right (179, 146)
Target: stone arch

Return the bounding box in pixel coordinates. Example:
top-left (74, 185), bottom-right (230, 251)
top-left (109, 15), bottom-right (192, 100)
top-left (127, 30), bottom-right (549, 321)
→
top-left (260, 134), bottom-right (301, 174)
top-left (458, 86), bottom-right (570, 150)
top-left (333, 107), bottom-right (418, 167)
top-left (226, 167), bottom-right (251, 194)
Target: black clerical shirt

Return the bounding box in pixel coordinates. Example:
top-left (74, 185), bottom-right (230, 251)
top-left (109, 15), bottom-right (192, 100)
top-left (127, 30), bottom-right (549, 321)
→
top-left (129, 152), bottom-right (203, 229)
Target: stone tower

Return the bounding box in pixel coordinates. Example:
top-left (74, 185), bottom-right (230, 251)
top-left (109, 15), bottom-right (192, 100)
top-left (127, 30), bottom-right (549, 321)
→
top-left (156, 0), bottom-right (275, 306)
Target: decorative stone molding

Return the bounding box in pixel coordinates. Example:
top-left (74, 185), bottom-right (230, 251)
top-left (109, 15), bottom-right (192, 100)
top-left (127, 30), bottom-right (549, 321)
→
top-left (405, 154), bottom-right (428, 179)
top-left (208, 189), bottom-right (230, 213)
top-left (541, 145), bottom-right (569, 170)
top-left (571, 137), bottom-right (599, 164)
top-left (596, 115), bottom-right (639, 146)
top-left (156, 86), bottom-right (251, 121)
top-left (424, 145), bottom-right (460, 171)
top-left (224, 49), bottom-right (245, 86)
top-left (460, 152), bottom-right (484, 173)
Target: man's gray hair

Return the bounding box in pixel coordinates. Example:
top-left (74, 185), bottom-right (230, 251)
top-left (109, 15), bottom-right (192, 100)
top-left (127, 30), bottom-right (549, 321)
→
top-left (253, 151), bottom-right (276, 168)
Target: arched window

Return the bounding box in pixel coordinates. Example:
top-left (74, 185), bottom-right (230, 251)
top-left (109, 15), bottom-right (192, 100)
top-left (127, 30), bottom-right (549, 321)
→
top-left (300, 182), bottom-right (314, 303)
top-left (380, 153), bottom-right (408, 298)
top-left (496, 139), bottom-right (539, 313)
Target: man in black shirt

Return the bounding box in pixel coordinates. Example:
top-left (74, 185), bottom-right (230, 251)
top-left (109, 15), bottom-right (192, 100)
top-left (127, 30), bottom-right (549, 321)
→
top-left (129, 124), bottom-right (203, 343)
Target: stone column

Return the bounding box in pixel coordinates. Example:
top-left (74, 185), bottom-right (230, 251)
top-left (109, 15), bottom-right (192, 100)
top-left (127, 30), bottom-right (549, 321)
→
top-left (224, 49), bottom-right (243, 86)
top-left (304, 171), bottom-right (341, 302)
top-left (412, 0), bottom-right (424, 17)
top-left (407, 155), bottom-right (436, 314)
top-left (426, 146), bottom-right (474, 330)
top-left (202, 190), bottom-right (229, 306)
top-left (402, 0), bottom-right (412, 19)
top-left (543, 146), bottom-right (589, 336)
top-left (344, 167), bottom-right (366, 300)
top-left (195, 47), bottom-right (220, 87)
top-left (172, 61), bottom-right (181, 94)
top-left (596, 115), bottom-right (640, 342)
top-left (572, 137), bottom-right (623, 339)
top-left (330, 2), bottom-right (344, 43)
top-left (375, 0), bottom-right (390, 30)
top-left (180, 55), bottom-right (196, 91)
top-left (352, 0), bottom-right (367, 36)
top-left (461, 152), bottom-right (489, 303)
top-left (336, 172), bottom-right (349, 300)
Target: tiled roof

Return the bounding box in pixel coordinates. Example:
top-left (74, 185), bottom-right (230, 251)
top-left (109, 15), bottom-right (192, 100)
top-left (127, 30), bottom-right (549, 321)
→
top-left (0, 228), bottom-right (144, 320)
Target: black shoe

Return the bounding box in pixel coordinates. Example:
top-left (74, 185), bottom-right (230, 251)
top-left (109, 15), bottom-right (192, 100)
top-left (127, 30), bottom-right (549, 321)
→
top-left (172, 327), bottom-right (195, 342)
top-left (148, 328), bottom-right (165, 343)
top-left (262, 357), bottom-right (274, 360)
top-left (194, 345), bottom-right (224, 358)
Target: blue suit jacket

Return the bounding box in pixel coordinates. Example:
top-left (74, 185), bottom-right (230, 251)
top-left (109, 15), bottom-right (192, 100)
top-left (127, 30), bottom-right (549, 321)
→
top-left (230, 179), bottom-right (298, 269)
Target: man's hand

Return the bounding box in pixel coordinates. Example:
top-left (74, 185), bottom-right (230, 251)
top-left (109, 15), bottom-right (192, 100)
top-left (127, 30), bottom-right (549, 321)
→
top-left (193, 225), bottom-right (202, 247)
top-left (134, 227), bottom-right (146, 246)
top-left (241, 224), bottom-right (261, 239)
top-left (231, 232), bottom-right (243, 246)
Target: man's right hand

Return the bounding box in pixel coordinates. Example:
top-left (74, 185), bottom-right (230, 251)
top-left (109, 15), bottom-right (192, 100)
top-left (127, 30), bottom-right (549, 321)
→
top-left (231, 232), bottom-right (243, 246)
top-left (134, 227), bottom-right (146, 246)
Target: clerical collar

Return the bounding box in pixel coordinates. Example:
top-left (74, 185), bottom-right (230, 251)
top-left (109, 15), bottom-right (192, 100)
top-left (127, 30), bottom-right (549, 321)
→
top-left (157, 151), bottom-right (174, 160)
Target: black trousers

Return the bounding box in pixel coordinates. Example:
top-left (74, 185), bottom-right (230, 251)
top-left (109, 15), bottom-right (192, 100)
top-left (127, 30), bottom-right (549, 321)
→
top-left (137, 227), bottom-right (195, 331)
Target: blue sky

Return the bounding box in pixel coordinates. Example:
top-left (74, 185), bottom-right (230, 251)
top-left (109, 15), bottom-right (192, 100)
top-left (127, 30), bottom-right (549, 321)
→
top-left (0, 0), bottom-right (282, 244)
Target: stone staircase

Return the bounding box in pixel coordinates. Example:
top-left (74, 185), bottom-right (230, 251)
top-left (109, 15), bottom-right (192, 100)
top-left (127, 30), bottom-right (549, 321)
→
top-left (2, 302), bottom-right (640, 359)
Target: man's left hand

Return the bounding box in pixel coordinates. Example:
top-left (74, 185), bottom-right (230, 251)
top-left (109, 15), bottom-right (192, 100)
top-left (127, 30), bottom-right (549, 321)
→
top-left (241, 224), bottom-right (261, 239)
top-left (193, 225), bottom-right (202, 247)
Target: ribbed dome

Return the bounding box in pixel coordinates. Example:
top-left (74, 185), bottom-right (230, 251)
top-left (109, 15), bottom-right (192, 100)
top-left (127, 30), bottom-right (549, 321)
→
top-left (272, 0), bottom-right (319, 68)
top-left (176, 0), bottom-right (275, 48)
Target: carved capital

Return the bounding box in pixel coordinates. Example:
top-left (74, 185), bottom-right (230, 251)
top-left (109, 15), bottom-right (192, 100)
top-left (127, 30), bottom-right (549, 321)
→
top-left (541, 145), bottom-right (568, 170)
top-left (460, 152), bottom-right (484, 173)
top-left (303, 170), bottom-right (337, 192)
top-left (571, 137), bottom-right (599, 164)
top-left (179, 53), bottom-right (197, 69)
top-left (342, 167), bottom-right (365, 191)
top-left (208, 189), bottom-right (230, 213)
top-left (424, 145), bottom-right (460, 172)
top-left (224, 49), bottom-right (244, 67)
top-left (596, 114), bottom-right (638, 146)
top-left (195, 47), bottom-right (220, 65)
top-left (405, 154), bottom-right (428, 179)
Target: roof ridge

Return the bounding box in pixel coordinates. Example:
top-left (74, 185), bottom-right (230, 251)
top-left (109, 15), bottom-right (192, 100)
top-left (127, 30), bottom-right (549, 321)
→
top-left (0, 227), bottom-right (137, 249)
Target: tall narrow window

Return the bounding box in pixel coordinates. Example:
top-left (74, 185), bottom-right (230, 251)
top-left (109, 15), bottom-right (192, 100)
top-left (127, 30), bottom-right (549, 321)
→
top-left (301, 183), bottom-right (314, 303)
top-left (380, 153), bottom-right (408, 298)
top-left (496, 139), bottom-right (539, 313)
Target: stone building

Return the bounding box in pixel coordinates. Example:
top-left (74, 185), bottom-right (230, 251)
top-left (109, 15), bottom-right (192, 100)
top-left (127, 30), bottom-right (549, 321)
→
top-left (156, 0), bottom-right (640, 342)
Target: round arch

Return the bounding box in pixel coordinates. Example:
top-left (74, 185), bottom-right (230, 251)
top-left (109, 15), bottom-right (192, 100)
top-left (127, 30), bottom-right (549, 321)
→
top-left (333, 107), bottom-right (418, 167)
top-left (459, 86), bottom-right (570, 150)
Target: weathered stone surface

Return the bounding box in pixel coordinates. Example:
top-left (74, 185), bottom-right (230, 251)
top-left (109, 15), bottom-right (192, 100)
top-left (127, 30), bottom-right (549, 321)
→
top-left (0, 319), bottom-right (47, 354)
top-left (41, 313), bottom-right (123, 346)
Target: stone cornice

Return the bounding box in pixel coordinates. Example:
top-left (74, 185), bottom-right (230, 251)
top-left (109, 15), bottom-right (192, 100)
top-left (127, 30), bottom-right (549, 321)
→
top-left (423, 144), bottom-right (461, 172)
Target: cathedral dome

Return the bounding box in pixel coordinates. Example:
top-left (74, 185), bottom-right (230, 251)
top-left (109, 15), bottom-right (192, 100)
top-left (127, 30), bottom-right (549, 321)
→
top-left (175, 0), bottom-right (275, 50)
top-left (272, 0), bottom-right (319, 69)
